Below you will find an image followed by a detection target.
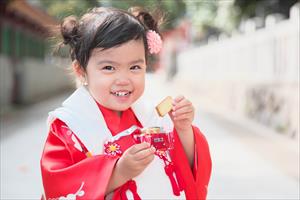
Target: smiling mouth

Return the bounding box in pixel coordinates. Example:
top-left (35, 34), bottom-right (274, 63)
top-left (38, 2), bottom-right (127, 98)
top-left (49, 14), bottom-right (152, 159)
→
top-left (110, 91), bottom-right (132, 97)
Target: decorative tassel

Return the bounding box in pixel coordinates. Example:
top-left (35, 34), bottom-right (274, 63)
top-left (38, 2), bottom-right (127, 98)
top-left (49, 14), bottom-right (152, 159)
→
top-left (164, 163), bottom-right (180, 196)
top-left (128, 180), bottom-right (141, 200)
top-left (120, 180), bottom-right (141, 200)
top-left (175, 171), bottom-right (184, 191)
top-left (120, 188), bottom-right (127, 200)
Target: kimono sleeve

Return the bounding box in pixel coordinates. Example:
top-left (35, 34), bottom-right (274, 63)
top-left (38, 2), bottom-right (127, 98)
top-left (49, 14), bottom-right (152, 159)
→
top-left (40, 119), bottom-right (118, 200)
top-left (171, 126), bottom-right (212, 200)
top-left (192, 126), bottom-right (212, 198)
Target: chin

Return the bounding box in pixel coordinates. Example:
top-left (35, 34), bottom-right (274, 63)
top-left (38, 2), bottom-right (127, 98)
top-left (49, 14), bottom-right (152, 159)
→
top-left (115, 105), bottom-right (131, 111)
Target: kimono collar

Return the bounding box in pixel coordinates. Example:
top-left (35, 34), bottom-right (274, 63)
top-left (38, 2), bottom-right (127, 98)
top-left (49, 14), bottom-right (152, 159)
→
top-left (48, 86), bottom-right (173, 155)
top-left (96, 103), bottom-right (142, 136)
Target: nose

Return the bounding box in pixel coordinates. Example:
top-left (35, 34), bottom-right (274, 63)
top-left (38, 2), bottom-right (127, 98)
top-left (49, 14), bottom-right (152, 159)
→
top-left (115, 75), bottom-right (130, 86)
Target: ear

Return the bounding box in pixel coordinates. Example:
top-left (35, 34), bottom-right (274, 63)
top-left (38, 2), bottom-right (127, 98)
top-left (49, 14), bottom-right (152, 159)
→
top-left (72, 60), bottom-right (85, 81)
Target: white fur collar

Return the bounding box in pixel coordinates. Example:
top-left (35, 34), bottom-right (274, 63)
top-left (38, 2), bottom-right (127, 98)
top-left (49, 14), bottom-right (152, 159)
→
top-left (47, 86), bottom-right (173, 155)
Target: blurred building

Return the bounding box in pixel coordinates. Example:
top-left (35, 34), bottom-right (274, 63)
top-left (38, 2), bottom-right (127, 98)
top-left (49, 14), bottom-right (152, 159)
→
top-left (0, 0), bottom-right (72, 111)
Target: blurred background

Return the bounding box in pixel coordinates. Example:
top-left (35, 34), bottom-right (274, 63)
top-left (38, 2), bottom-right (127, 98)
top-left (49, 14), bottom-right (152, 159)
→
top-left (0, 0), bottom-right (299, 199)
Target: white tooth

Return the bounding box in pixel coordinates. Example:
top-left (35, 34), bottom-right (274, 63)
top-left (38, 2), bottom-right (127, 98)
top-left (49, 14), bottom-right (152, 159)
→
top-left (113, 91), bottom-right (130, 96)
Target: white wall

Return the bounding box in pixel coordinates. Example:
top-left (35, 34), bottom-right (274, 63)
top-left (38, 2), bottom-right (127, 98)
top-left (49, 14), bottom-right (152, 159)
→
top-left (176, 3), bottom-right (299, 138)
top-left (0, 56), bottom-right (74, 111)
top-left (17, 58), bottom-right (73, 103)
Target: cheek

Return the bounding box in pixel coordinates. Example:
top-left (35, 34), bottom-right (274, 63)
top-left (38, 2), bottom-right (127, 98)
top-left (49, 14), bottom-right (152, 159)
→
top-left (87, 69), bottom-right (107, 85)
top-left (134, 76), bottom-right (145, 92)
top-left (88, 75), bottom-right (111, 93)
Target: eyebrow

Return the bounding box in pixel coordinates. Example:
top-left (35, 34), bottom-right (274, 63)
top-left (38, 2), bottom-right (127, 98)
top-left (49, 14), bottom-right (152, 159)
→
top-left (97, 59), bottom-right (145, 65)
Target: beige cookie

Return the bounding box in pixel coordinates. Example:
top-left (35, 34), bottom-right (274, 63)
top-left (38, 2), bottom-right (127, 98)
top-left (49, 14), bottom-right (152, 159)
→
top-left (155, 96), bottom-right (173, 117)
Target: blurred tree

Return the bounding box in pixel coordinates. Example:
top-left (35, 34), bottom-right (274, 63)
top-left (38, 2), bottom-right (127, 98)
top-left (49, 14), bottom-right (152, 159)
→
top-left (35, 0), bottom-right (299, 41)
top-left (37, 0), bottom-right (186, 30)
top-left (234, 0), bottom-right (299, 22)
top-left (185, 0), bottom-right (232, 43)
top-left (188, 0), bottom-right (299, 43)
top-left (38, 0), bottom-right (99, 20)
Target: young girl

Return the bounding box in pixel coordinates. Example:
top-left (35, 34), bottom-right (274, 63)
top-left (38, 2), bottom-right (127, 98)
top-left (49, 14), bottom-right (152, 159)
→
top-left (41, 7), bottom-right (211, 200)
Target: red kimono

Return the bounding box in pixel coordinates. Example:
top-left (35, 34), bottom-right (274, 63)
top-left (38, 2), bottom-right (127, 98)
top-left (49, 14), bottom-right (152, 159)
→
top-left (41, 87), bottom-right (211, 200)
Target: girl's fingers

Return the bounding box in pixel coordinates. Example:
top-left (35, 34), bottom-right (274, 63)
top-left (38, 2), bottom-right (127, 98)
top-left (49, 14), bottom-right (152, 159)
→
top-left (133, 146), bottom-right (155, 161)
top-left (139, 153), bottom-right (155, 165)
top-left (173, 95), bottom-right (185, 104)
top-left (172, 96), bottom-right (185, 109)
top-left (173, 112), bottom-right (193, 121)
top-left (172, 105), bottom-right (194, 117)
top-left (128, 142), bottom-right (150, 154)
top-left (172, 98), bottom-right (192, 111)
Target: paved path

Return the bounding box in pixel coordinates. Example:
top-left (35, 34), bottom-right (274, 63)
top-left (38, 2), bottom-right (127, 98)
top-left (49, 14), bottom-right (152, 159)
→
top-left (1, 92), bottom-right (71, 199)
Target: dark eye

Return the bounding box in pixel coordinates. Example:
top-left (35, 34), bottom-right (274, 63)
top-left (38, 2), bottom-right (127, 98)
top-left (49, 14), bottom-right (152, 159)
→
top-left (130, 65), bottom-right (142, 70)
top-left (102, 66), bottom-right (115, 71)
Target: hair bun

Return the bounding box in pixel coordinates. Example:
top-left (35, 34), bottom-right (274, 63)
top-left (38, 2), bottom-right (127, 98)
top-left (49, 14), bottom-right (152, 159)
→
top-left (129, 7), bottom-right (160, 33)
top-left (61, 16), bottom-right (78, 46)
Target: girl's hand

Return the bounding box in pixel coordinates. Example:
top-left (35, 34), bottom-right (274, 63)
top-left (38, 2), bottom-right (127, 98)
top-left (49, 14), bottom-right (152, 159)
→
top-left (116, 142), bottom-right (155, 181)
top-left (169, 95), bottom-right (195, 133)
top-left (169, 95), bottom-right (195, 165)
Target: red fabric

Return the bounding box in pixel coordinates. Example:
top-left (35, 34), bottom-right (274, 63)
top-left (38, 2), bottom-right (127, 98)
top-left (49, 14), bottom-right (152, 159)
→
top-left (164, 162), bottom-right (181, 196)
top-left (41, 119), bottom-right (118, 199)
top-left (41, 104), bottom-right (212, 199)
top-left (97, 104), bottom-right (142, 136)
top-left (113, 180), bottom-right (141, 200)
top-left (171, 126), bottom-right (212, 200)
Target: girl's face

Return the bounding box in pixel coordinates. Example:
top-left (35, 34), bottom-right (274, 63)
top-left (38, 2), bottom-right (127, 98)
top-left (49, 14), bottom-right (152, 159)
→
top-left (85, 39), bottom-right (146, 114)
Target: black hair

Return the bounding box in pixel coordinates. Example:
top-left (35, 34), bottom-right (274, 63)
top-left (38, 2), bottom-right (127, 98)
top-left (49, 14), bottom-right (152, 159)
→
top-left (57, 7), bottom-right (162, 70)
